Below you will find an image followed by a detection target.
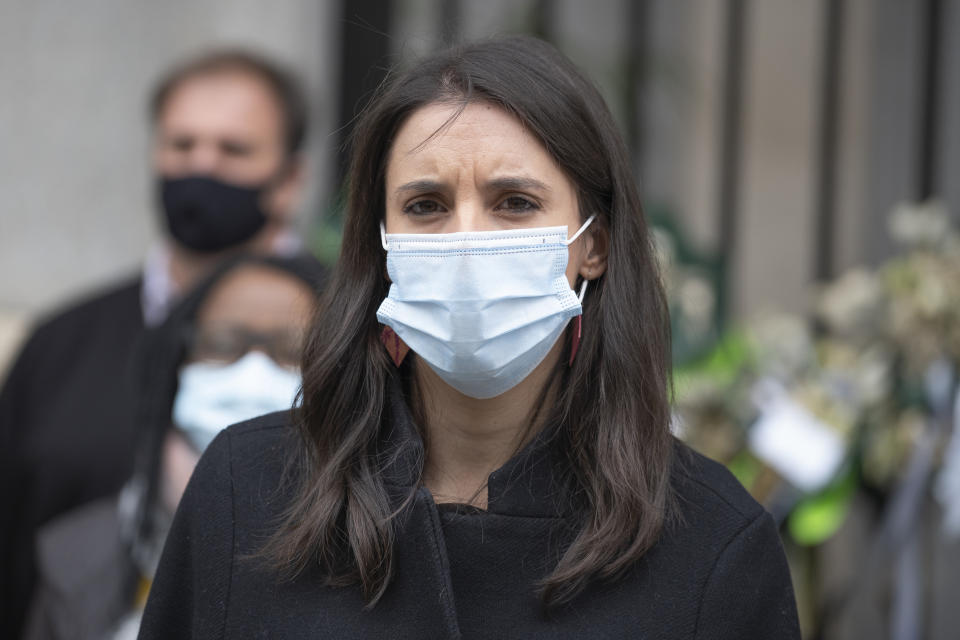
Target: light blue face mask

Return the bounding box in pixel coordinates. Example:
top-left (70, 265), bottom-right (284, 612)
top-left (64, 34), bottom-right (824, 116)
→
top-left (171, 351), bottom-right (302, 453)
top-left (376, 216), bottom-right (595, 399)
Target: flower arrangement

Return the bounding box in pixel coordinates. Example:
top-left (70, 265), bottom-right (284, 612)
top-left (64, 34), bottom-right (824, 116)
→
top-left (669, 201), bottom-right (960, 545)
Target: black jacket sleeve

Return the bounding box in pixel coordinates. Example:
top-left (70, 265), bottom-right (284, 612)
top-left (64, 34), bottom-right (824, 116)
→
top-left (139, 429), bottom-right (235, 639)
top-left (694, 511), bottom-right (801, 640)
top-left (0, 329), bottom-right (41, 637)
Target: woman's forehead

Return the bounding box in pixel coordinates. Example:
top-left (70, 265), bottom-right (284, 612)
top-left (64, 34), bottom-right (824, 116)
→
top-left (197, 266), bottom-right (314, 331)
top-left (385, 101), bottom-right (565, 187)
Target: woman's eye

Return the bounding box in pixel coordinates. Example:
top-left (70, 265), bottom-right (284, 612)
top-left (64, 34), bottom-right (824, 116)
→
top-left (497, 196), bottom-right (539, 212)
top-left (402, 199), bottom-right (445, 215)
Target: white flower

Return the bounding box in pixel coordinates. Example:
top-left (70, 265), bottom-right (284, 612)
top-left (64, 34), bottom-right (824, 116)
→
top-left (817, 268), bottom-right (884, 338)
top-left (888, 199), bottom-right (951, 248)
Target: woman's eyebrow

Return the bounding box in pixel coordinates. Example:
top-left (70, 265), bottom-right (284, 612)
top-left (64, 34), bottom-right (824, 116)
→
top-left (393, 180), bottom-right (445, 198)
top-left (485, 176), bottom-right (551, 193)
top-left (393, 176), bottom-right (551, 198)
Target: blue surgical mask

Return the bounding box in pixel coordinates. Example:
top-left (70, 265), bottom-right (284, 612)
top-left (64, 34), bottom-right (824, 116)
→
top-left (376, 216), bottom-right (594, 399)
top-left (171, 351), bottom-right (302, 452)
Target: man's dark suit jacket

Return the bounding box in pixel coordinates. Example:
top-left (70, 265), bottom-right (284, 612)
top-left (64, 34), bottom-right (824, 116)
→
top-left (0, 276), bottom-right (145, 638)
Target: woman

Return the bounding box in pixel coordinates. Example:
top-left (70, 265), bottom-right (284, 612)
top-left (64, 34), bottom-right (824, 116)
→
top-left (24, 255), bottom-right (322, 639)
top-left (141, 37), bottom-right (800, 638)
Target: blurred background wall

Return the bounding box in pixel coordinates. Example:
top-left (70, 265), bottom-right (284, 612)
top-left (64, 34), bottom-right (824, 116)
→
top-left (1, 0), bottom-right (958, 369)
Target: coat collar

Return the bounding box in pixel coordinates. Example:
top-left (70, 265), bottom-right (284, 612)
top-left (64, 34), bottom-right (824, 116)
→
top-left (379, 374), bottom-right (568, 519)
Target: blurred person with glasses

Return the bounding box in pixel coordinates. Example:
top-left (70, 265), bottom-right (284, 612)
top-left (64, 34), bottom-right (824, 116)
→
top-left (23, 255), bottom-right (324, 640)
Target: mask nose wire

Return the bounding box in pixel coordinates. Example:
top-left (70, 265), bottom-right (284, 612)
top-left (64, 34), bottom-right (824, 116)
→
top-left (383, 214), bottom-right (596, 250)
top-left (565, 214), bottom-right (597, 245)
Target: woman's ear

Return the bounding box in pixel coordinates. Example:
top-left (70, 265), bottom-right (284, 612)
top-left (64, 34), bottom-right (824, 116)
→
top-left (578, 221), bottom-right (609, 281)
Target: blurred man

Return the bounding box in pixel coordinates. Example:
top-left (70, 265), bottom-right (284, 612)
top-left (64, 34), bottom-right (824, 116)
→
top-left (0, 49), bottom-right (311, 638)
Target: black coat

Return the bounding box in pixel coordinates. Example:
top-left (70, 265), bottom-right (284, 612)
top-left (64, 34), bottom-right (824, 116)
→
top-left (1, 276), bottom-right (145, 639)
top-left (140, 388), bottom-right (800, 639)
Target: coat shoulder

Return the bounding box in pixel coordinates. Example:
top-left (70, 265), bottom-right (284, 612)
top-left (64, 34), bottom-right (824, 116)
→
top-left (669, 441), bottom-right (764, 535)
top-left (9, 275), bottom-right (143, 378)
top-left (210, 410), bottom-right (300, 503)
top-left (31, 275), bottom-right (142, 339)
top-left (221, 410), bottom-right (297, 462)
top-left (643, 443), bottom-right (801, 638)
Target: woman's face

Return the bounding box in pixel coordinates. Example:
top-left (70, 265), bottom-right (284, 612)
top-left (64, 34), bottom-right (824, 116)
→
top-left (384, 101), bottom-right (593, 289)
top-left (162, 265), bottom-right (315, 514)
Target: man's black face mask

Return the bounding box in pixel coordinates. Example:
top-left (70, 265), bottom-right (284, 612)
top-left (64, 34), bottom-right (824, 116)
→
top-left (159, 175), bottom-right (270, 253)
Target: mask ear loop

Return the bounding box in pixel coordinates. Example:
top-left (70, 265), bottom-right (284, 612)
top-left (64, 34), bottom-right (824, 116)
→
top-left (565, 214), bottom-right (597, 245)
top-left (566, 216), bottom-right (596, 366)
top-left (378, 222), bottom-right (410, 366)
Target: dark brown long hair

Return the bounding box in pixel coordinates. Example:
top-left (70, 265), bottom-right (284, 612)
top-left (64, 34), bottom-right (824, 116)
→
top-left (266, 35), bottom-right (673, 608)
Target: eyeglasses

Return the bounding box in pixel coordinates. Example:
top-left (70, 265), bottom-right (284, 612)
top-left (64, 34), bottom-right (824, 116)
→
top-left (185, 326), bottom-right (305, 369)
